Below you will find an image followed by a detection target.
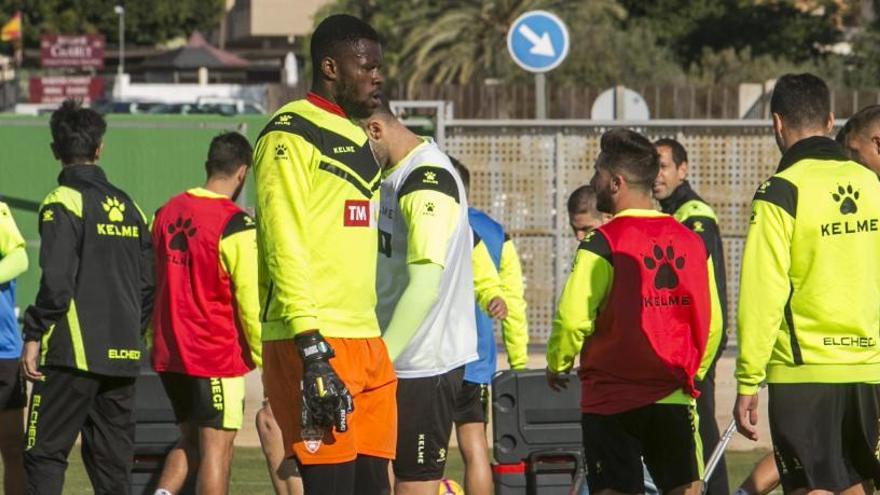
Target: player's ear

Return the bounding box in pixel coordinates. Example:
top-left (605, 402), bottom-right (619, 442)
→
top-left (320, 56), bottom-right (337, 81)
top-left (365, 119), bottom-right (382, 141)
top-left (94, 142), bottom-right (104, 161)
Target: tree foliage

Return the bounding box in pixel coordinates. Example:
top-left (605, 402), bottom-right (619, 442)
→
top-left (0, 0), bottom-right (225, 47)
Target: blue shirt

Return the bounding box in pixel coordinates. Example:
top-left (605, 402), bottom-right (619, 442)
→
top-left (0, 202), bottom-right (25, 359)
top-left (464, 208), bottom-right (505, 384)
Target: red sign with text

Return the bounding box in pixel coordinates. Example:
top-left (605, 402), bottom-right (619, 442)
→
top-left (40, 35), bottom-right (104, 68)
top-left (29, 76), bottom-right (104, 103)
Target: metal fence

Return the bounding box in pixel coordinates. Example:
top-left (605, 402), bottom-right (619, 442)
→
top-left (443, 120), bottom-right (786, 343)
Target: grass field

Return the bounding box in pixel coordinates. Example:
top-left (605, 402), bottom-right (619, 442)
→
top-left (1, 447), bottom-right (773, 494)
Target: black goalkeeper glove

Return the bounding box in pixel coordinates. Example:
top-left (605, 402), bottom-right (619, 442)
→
top-left (295, 331), bottom-right (354, 433)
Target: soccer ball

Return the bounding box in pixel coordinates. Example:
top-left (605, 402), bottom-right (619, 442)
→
top-left (438, 478), bottom-right (464, 494)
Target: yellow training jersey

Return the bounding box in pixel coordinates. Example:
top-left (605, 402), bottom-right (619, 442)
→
top-left (254, 94), bottom-right (381, 340)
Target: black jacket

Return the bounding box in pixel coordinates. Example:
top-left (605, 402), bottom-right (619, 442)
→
top-left (660, 180), bottom-right (728, 352)
top-left (23, 165), bottom-right (154, 377)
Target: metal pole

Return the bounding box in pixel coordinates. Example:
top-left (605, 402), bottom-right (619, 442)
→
top-left (702, 418), bottom-right (737, 492)
top-left (115, 6), bottom-right (125, 75)
top-left (535, 73), bottom-right (546, 119)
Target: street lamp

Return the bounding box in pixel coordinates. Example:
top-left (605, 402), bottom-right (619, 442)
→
top-left (114, 5), bottom-right (125, 75)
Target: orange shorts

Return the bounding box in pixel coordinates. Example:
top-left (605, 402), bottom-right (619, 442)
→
top-left (262, 337), bottom-right (397, 465)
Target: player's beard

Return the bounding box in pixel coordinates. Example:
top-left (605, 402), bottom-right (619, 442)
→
top-left (231, 181), bottom-right (245, 203)
top-left (595, 184), bottom-right (614, 215)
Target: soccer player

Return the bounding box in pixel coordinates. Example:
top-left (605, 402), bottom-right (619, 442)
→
top-left (254, 14), bottom-right (395, 495)
top-left (652, 137), bottom-right (729, 495)
top-left (150, 132), bottom-right (261, 494)
top-left (363, 106), bottom-right (478, 495)
top-left (450, 158), bottom-right (528, 495)
top-left (0, 198), bottom-right (28, 494)
top-left (21, 99), bottom-right (154, 495)
top-left (837, 104), bottom-right (880, 174)
top-left (734, 73), bottom-right (880, 492)
top-left (567, 184), bottom-right (611, 241)
top-left (546, 128), bottom-right (722, 495)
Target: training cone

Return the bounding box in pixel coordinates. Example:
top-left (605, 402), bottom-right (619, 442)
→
top-left (438, 478), bottom-right (464, 494)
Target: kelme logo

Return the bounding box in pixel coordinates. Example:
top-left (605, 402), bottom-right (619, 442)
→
top-left (101, 196), bottom-right (125, 222)
top-left (832, 184), bottom-right (859, 215)
top-left (643, 244), bottom-right (685, 290)
top-left (167, 217), bottom-right (197, 252)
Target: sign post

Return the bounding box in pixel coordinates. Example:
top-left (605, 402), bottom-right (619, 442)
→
top-left (506, 11), bottom-right (569, 119)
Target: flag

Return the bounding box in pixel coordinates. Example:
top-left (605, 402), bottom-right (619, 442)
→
top-left (1, 12), bottom-right (21, 42)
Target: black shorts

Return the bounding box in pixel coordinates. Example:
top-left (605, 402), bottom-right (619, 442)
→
top-left (582, 403), bottom-right (702, 493)
top-left (453, 381), bottom-right (489, 425)
top-left (159, 372), bottom-right (245, 430)
top-left (393, 367), bottom-right (464, 481)
top-left (0, 358), bottom-right (25, 410)
top-left (768, 383), bottom-right (880, 491)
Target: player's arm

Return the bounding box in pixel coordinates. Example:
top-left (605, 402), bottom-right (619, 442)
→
top-left (472, 235), bottom-right (506, 319)
top-left (697, 255), bottom-right (723, 380)
top-left (499, 236), bottom-right (529, 370)
top-left (735, 177), bottom-right (795, 395)
top-left (382, 166), bottom-right (460, 361)
top-left (546, 232), bottom-right (613, 382)
top-left (133, 201), bottom-right (155, 334)
top-left (0, 203), bottom-right (28, 283)
top-left (253, 129), bottom-right (318, 336)
top-left (220, 212), bottom-right (262, 368)
top-left (23, 189), bottom-right (83, 342)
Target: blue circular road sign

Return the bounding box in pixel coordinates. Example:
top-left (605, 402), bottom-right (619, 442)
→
top-left (507, 10), bottom-right (570, 73)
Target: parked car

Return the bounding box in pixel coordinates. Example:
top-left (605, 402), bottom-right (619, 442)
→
top-left (92, 100), bottom-right (162, 115)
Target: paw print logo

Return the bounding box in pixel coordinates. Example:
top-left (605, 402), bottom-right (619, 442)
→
top-left (101, 196), bottom-right (125, 222)
top-left (423, 170), bottom-right (438, 184)
top-left (274, 144), bottom-right (288, 160)
top-left (643, 244), bottom-right (685, 290)
top-left (424, 201), bottom-right (436, 215)
top-left (167, 217), bottom-right (197, 252)
top-left (832, 184), bottom-right (859, 215)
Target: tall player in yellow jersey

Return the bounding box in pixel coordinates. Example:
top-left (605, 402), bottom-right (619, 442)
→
top-left (253, 15), bottom-right (394, 495)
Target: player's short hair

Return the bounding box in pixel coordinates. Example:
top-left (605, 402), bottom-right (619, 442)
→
top-left (654, 137), bottom-right (688, 166)
top-left (205, 132), bottom-right (252, 177)
top-left (450, 156), bottom-right (470, 193)
top-left (597, 128), bottom-right (659, 192)
top-left (311, 14), bottom-right (380, 72)
top-left (770, 73), bottom-right (831, 130)
top-left (567, 185), bottom-right (601, 217)
top-left (50, 99), bottom-right (106, 164)
top-left (840, 105), bottom-right (880, 145)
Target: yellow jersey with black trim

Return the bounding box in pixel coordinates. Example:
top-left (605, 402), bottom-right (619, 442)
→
top-left (375, 139), bottom-right (478, 378)
top-left (254, 96), bottom-right (381, 340)
top-left (736, 136), bottom-right (880, 394)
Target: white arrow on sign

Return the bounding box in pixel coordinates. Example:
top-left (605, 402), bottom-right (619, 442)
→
top-left (517, 24), bottom-right (555, 57)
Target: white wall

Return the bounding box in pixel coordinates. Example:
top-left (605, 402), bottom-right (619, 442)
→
top-left (113, 74), bottom-right (266, 105)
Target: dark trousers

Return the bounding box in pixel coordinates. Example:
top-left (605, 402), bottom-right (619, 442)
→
top-left (23, 366), bottom-right (136, 495)
top-left (697, 358), bottom-right (729, 495)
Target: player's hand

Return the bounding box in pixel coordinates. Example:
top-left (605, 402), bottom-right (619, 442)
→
top-left (546, 368), bottom-right (569, 392)
top-left (21, 340), bottom-right (44, 381)
top-left (734, 393), bottom-right (760, 441)
top-left (295, 331), bottom-right (354, 433)
top-left (487, 297), bottom-right (508, 320)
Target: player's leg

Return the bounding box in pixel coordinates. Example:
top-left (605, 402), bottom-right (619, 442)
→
top-left (453, 381), bottom-right (492, 495)
top-left (197, 426), bottom-right (236, 494)
top-left (23, 366), bottom-right (97, 495)
top-left (640, 404), bottom-right (704, 495)
top-left (837, 383), bottom-right (880, 495)
top-left (256, 400), bottom-right (303, 495)
top-left (298, 459), bottom-right (356, 493)
top-left (194, 376), bottom-right (245, 494)
top-left (696, 363), bottom-right (728, 495)
top-left (156, 372), bottom-right (201, 493)
top-left (394, 368), bottom-right (463, 495)
top-left (156, 423), bottom-right (199, 494)
top-left (581, 408), bottom-right (646, 495)
top-left (79, 375), bottom-right (136, 495)
top-left (347, 337), bottom-right (396, 495)
top-left (734, 453), bottom-right (779, 495)
top-left (0, 358), bottom-right (27, 494)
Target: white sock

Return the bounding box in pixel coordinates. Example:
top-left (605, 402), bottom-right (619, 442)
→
top-left (733, 489), bottom-right (751, 495)
top-left (154, 489), bottom-right (173, 495)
